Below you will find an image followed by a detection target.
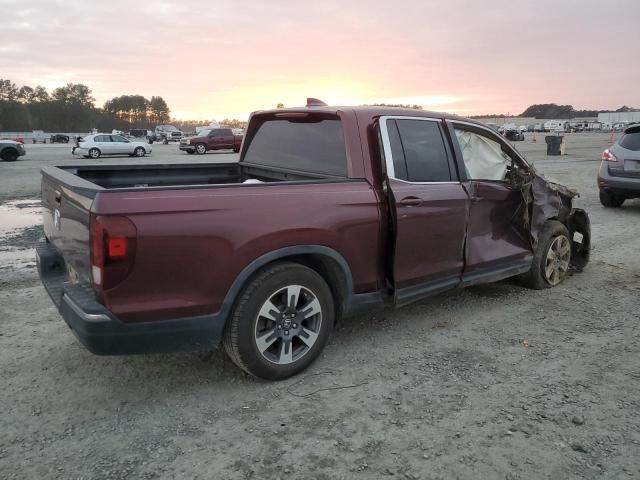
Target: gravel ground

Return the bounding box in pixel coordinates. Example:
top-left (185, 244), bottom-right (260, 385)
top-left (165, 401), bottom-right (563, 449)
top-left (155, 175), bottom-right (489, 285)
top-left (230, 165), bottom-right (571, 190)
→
top-left (1, 134), bottom-right (639, 479)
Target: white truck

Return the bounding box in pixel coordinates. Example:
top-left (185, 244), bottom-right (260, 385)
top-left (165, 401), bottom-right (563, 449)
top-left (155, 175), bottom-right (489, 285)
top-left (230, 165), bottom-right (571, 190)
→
top-left (153, 125), bottom-right (184, 144)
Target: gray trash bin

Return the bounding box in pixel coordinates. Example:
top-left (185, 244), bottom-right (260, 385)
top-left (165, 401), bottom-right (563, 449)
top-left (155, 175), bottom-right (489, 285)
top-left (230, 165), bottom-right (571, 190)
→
top-left (545, 135), bottom-right (563, 156)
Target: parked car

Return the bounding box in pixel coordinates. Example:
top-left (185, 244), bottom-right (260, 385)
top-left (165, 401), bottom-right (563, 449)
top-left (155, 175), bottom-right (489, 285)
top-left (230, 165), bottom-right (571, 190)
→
top-left (128, 129), bottom-right (152, 141)
top-left (153, 125), bottom-right (183, 144)
top-left (71, 134), bottom-right (152, 159)
top-left (179, 128), bottom-right (243, 154)
top-left (597, 124), bottom-right (640, 207)
top-left (37, 101), bottom-right (591, 380)
top-left (504, 128), bottom-right (525, 141)
top-left (50, 134), bottom-right (70, 144)
top-left (0, 139), bottom-right (26, 162)
top-left (518, 125), bottom-right (528, 133)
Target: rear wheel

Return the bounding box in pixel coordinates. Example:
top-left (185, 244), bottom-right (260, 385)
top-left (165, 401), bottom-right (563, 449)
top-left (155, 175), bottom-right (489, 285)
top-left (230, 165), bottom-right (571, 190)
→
top-left (195, 143), bottom-right (207, 155)
top-left (599, 189), bottom-right (625, 208)
top-left (1, 148), bottom-right (19, 162)
top-left (88, 148), bottom-right (100, 159)
top-left (519, 221), bottom-right (571, 289)
top-left (134, 147), bottom-right (145, 157)
top-left (223, 262), bottom-right (334, 380)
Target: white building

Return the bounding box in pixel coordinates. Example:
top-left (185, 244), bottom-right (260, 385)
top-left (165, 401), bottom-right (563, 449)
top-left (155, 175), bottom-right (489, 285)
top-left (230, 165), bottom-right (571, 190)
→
top-left (598, 112), bottom-right (640, 124)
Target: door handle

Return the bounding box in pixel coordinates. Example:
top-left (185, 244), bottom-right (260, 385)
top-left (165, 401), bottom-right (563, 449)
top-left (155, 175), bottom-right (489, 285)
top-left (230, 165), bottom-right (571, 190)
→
top-left (398, 196), bottom-right (422, 207)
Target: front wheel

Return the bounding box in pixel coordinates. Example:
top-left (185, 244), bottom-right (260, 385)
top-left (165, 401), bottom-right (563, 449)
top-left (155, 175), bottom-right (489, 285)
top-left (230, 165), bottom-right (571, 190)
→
top-left (1, 148), bottom-right (18, 162)
top-left (195, 143), bottom-right (207, 155)
top-left (223, 262), bottom-right (334, 380)
top-left (599, 190), bottom-right (625, 208)
top-left (134, 147), bottom-right (146, 157)
top-left (519, 221), bottom-right (571, 289)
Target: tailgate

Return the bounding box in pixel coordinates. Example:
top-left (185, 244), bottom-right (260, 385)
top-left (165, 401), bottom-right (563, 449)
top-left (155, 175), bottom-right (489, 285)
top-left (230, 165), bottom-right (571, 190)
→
top-left (41, 172), bottom-right (94, 285)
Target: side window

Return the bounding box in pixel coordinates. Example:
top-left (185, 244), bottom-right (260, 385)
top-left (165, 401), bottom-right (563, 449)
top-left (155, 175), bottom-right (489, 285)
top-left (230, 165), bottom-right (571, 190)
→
top-left (111, 135), bottom-right (126, 142)
top-left (386, 119), bottom-right (451, 182)
top-left (222, 129), bottom-right (233, 136)
top-left (453, 128), bottom-right (511, 181)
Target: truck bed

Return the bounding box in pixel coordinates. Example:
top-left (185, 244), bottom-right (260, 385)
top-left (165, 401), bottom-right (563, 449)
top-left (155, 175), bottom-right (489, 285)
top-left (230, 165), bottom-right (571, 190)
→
top-left (43, 162), bottom-right (330, 192)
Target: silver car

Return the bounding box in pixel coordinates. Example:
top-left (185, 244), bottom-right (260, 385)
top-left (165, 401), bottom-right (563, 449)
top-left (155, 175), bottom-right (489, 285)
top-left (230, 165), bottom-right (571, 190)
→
top-left (72, 134), bottom-right (152, 159)
top-left (597, 124), bottom-right (640, 207)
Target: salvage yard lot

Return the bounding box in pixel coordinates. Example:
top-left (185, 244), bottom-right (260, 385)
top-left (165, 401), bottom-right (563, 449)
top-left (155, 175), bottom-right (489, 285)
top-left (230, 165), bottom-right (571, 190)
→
top-left (1, 133), bottom-right (639, 479)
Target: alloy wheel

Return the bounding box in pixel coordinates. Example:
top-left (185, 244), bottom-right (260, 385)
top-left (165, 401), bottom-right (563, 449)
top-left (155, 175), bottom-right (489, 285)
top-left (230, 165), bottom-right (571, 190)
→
top-left (254, 285), bottom-right (322, 365)
top-left (544, 235), bottom-right (571, 285)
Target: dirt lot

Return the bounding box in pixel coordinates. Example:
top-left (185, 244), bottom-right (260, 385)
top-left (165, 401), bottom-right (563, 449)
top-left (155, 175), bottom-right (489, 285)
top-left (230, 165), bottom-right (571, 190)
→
top-left (1, 134), bottom-right (639, 479)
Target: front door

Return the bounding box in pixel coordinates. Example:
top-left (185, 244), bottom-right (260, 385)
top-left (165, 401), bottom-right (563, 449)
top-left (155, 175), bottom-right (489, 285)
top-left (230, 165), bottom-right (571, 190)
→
top-left (378, 116), bottom-right (469, 306)
top-left (110, 135), bottom-right (130, 155)
top-left (449, 123), bottom-right (533, 284)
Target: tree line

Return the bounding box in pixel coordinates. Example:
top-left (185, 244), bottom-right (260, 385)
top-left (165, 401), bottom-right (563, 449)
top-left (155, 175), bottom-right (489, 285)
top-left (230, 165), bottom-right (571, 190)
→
top-left (0, 79), bottom-right (171, 132)
top-left (520, 104), bottom-right (638, 119)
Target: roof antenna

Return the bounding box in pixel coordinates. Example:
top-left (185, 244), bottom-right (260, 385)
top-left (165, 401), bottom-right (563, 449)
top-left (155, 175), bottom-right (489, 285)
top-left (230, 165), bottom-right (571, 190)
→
top-left (307, 98), bottom-right (328, 107)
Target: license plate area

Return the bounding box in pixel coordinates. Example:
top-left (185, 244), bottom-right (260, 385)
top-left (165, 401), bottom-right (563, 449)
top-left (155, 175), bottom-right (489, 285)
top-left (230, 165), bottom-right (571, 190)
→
top-left (624, 159), bottom-right (640, 172)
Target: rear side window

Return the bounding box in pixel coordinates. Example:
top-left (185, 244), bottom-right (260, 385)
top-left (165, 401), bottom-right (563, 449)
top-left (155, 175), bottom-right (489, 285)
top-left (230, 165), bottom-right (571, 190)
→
top-left (386, 119), bottom-right (451, 182)
top-left (243, 117), bottom-right (347, 177)
top-left (619, 131), bottom-right (640, 151)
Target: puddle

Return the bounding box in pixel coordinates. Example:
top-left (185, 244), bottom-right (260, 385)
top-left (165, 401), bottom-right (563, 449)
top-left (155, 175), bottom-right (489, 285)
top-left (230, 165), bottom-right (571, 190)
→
top-left (0, 199), bottom-right (42, 270)
top-left (0, 199), bottom-right (42, 235)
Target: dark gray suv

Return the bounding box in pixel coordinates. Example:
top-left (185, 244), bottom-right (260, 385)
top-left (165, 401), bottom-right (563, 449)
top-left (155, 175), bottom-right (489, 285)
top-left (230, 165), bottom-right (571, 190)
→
top-left (598, 124), bottom-right (640, 207)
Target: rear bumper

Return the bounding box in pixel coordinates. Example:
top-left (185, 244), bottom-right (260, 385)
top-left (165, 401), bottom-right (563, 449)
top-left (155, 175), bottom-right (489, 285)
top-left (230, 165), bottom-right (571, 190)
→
top-left (36, 240), bottom-right (225, 355)
top-left (598, 162), bottom-right (640, 196)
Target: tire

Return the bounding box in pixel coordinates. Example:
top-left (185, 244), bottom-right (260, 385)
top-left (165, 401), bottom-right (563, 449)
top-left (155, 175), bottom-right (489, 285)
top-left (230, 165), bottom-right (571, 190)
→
top-left (223, 262), bottom-right (334, 380)
top-left (134, 147), bottom-right (145, 157)
top-left (162, 138), bottom-right (169, 145)
top-left (1, 148), bottom-right (19, 162)
top-left (88, 148), bottom-right (101, 159)
top-left (519, 220), bottom-right (571, 289)
top-left (195, 143), bottom-right (207, 155)
top-left (599, 190), bottom-right (625, 208)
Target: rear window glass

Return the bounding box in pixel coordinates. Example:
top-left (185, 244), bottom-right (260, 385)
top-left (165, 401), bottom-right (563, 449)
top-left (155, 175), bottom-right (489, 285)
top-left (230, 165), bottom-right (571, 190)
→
top-left (619, 131), bottom-right (640, 151)
top-left (387, 119), bottom-right (451, 182)
top-left (243, 117), bottom-right (347, 177)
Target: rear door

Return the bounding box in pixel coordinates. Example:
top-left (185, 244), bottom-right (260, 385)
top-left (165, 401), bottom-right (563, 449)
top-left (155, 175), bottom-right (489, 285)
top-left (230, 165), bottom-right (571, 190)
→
top-left (448, 122), bottom-right (533, 284)
top-left (95, 135), bottom-right (115, 154)
top-left (218, 128), bottom-right (235, 148)
top-left (208, 129), bottom-right (224, 149)
top-left (378, 116), bottom-right (469, 305)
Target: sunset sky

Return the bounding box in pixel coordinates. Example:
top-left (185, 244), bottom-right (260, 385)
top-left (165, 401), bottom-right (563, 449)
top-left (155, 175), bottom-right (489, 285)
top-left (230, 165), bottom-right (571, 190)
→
top-left (1, 0), bottom-right (638, 120)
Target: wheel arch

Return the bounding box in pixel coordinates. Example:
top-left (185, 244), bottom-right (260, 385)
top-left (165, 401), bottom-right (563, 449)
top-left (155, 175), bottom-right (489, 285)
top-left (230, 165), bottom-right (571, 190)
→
top-left (1, 146), bottom-right (19, 158)
top-left (220, 246), bottom-right (355, 324)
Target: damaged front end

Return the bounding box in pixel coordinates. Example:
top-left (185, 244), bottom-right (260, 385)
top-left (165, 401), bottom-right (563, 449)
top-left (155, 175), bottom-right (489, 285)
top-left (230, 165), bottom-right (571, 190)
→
top-left (516, 169), bottom-right (591, 271)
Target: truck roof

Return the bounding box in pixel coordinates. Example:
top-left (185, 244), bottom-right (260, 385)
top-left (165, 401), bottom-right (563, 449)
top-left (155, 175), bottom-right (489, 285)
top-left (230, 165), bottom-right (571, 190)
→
top-left (252, 103), bottom-right (484, 128)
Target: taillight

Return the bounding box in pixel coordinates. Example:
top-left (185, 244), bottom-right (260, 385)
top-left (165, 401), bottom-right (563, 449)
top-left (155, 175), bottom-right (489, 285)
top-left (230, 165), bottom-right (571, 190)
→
top-left (90, 215), bottom-right (137, 293)
top-left (601, 149), bottom-right (618, 162)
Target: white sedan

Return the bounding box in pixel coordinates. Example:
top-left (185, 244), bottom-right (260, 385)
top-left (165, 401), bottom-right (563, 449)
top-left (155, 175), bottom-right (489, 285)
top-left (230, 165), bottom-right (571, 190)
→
top-left (72, 134), bottom-right (152, 159)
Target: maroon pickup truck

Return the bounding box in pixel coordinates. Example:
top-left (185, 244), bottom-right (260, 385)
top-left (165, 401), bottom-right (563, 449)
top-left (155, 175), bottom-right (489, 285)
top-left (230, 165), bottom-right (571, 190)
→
top-left (179, 128), bottom-right (242, 154)
top-left (37, 100), bottom-right (590, 380)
